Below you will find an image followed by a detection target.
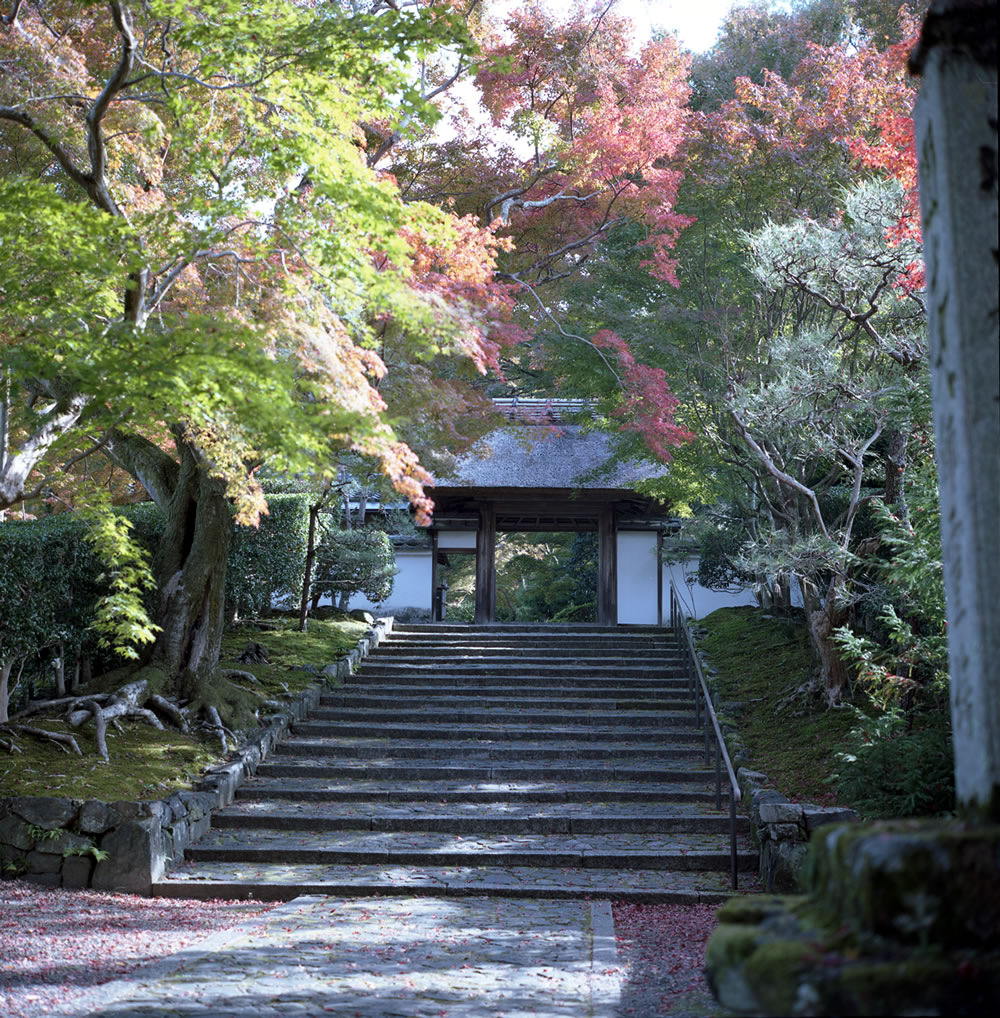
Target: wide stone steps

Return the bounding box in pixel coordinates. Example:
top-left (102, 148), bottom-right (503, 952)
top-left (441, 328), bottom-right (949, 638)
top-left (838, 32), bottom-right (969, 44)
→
top-left (332, 676), bottom-right (691, 690)
top-left (372, 647), bottom-right (684, 663)
top-left (305, 706), bottom-right (700, 724)
top-left (291, 720), bottom-right (705, 743)
top-left (234, 778), bottom-right (727, 804)
top-left (272, 737), bottom-right (703, 762)
top-left (182, 828), bottom-right (757, 871)
top-left (156, 623), bottom-right (755, 902)
top-left (152, 862), bottom-right (738, 902)
top-left (353, 667), bottom-right (686, 683)
top-left (317, 693), bottom-right (696, 711)
top-left (377, 639), bottom-right (681, 653)
top-left (255, 760), bottom-right (718, 784)
top-left (210, 800), bottom-right (743, 835)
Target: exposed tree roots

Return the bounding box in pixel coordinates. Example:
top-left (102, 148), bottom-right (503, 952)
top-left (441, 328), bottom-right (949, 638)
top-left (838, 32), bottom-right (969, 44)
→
top-left (0, 723), bottom-right (82, 755)
top-left (4, 669), bottom-right (260, 759)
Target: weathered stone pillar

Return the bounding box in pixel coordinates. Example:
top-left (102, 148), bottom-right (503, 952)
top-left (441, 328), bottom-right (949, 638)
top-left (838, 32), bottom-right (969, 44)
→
top-left (912, 0), bottom-right (1000, 818)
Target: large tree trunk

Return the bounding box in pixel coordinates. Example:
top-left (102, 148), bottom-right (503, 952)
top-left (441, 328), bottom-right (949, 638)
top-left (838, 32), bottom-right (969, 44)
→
top-left (0, 660), bottom-right (13, 724)
top-left (149, 445), bottom-right (231, 700)
top-left (802, 577), bottom-right (851, 705)
top-left (108, 432), bottom-right (231, 698)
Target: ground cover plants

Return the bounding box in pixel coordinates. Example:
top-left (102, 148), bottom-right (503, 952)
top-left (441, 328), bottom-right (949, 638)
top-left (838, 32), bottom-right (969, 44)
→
top-left (696, 606), bottom-right (874, 809)
top-left (696, 605), bottom-right (954, 820)
top-left (1, 613), bottom-right (365, 802)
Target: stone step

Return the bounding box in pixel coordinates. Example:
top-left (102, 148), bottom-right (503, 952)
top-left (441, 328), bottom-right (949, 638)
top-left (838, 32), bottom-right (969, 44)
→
top-left (233, 778), bottom-right (727, 803)
top-left (318, 694), bottom-right (697, 713)
top-left (389, 623), bottom-right (667, 632)
top-left (380, 636), bottom-right (680, 649)
top-left (255, 760), bottom-right (716, 782)
top-left (357, 663), bottom-right (685, 679)
top-left (307, 706), bottom-right (700, 725)
top-left (290, 720), bottom-right (706, 743)
top-left (211, 801), bottom-right (745, 835)
top-left (371, 645), bottom-right (684, 658)
top-left (273, 738), bottom-right (704, 763)
top-left (152, 861), bottom-right (745, 903)
top-left (368, 651), bottom-right (688, 667)
top-left (346, 671), bottom-right (688, 688)
top-left (184, 828), bottom-right (758, 872)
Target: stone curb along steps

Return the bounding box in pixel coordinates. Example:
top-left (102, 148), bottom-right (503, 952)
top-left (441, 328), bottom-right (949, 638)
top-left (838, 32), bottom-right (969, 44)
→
top-left (0, 618), bottom-right (394, 894)
top-left (155, 623), bottom-right (760, 903)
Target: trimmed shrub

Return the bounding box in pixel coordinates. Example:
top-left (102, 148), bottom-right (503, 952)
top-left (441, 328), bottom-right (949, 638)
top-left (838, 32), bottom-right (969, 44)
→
top-left (313, 527), bottom-right (395, 606)
top-left (0, 493), bottom-right (313, 709)
top-left (0, 515), bottom-right (104, 714)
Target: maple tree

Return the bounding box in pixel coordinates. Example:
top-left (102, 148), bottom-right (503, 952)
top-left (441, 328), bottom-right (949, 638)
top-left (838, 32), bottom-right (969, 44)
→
top-left (379, 0), bottom-right (695, 463)
top-left (0, 0), bottom-right (501, 720)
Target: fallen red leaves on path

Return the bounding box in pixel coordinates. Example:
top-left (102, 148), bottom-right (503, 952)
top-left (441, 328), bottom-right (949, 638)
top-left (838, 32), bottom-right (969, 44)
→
top-left (0, 880), bottom-right (270, 1018)
top-left (613, 902), bottom-right (722, 1016)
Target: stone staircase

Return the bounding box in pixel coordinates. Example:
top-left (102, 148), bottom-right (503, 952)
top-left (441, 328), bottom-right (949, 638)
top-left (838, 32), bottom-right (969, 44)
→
top-left (154, 624), bottom-right (757, 902)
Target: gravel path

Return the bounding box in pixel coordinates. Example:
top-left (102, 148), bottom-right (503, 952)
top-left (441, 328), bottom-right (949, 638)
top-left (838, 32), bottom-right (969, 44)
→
top-left (0, 880), bottom-right (732, 1016)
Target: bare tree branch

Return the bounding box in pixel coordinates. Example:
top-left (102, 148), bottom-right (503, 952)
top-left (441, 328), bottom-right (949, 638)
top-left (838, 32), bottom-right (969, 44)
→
top-left (514, 280), bottom-right (622, 384)
top-left (0, 0), bottom-right (24, 26)
top-left (730, 408), bottom-right (831, 541)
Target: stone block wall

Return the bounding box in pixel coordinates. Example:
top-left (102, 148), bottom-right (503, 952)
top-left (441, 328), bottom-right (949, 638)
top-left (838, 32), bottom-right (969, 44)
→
top-left (737, 769), bottom-right (858, 892)
top-left (0, 618), bottom-right (392, 894)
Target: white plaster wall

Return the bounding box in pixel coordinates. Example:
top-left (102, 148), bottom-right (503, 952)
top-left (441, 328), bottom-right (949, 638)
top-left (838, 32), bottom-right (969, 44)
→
top-left (662, 558), bottom-right (759, 621)
top-left (616, 531), bottom-right (660, 624)
top-left (348, 550), bottom-right (433, 613)
top-left (438, 530), bottom-right (477, 549)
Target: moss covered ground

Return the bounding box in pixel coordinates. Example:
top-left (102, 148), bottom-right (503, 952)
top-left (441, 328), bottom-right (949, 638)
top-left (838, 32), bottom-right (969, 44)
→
top-left (696, 606), bottom-right (863, 807)
top-left (1, 613), bottom-right (367, 801)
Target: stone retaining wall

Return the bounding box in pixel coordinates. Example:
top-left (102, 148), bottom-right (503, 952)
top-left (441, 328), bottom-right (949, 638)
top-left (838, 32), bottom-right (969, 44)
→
top-left (0, 617), bottom-right (392, 894)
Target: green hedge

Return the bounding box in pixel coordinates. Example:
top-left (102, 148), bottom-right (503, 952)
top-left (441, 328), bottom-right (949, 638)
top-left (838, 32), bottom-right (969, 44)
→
top-left (0, 494), bottom-right (315, 707)
top-left (0, 515), bottom-right (104, 660)
top-left (225, 494), bottom-right (311, 618)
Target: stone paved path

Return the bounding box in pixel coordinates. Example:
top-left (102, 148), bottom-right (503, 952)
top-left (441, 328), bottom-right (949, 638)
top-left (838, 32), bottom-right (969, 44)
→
top-left (53, 895), bottom-right (621, 1017)
top-left (51, 625), bottom-right (754, 1016)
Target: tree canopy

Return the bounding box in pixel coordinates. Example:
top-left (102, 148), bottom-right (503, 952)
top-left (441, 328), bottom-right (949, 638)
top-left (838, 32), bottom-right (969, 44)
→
top-left (1, 0), bottom-right (937, 734)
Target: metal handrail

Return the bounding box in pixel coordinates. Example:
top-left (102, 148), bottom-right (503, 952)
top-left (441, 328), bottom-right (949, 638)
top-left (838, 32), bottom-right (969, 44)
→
top-left (669, 583), bottom-right (744, 891)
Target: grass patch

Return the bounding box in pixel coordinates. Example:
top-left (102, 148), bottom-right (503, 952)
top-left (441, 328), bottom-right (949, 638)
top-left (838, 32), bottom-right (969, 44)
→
top-left (696, 606), bottom-right (863, 807)
top-left (2, 613), bottom-right (368, 801)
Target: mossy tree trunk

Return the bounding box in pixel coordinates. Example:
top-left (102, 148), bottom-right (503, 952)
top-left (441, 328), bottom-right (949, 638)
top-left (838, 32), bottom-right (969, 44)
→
top-left (108, 430), bottom-right (231, 698)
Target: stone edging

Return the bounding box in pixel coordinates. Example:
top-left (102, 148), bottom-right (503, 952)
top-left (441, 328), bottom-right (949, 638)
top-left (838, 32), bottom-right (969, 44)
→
top-left (688, 619), bottom-right (858, 892)
top-left (0, 617), bottom-right (393, 894)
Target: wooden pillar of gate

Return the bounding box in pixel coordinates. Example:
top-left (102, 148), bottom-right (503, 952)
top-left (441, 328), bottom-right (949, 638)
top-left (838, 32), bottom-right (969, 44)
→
top-left (474, 502), bottom-right (496, 624)
top-left (597, 505), bottom-right (617, 626)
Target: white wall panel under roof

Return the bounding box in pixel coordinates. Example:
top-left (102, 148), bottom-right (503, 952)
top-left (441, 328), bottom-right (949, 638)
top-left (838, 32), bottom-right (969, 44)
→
top-left (616, 531), bottom-right (660, 624)
top-left (349, 549), bottom-right (433, 613)
top-left (438, 530), bottom-right (477, 549)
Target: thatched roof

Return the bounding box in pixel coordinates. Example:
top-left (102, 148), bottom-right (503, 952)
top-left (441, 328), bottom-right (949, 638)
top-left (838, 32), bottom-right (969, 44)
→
top-left (436, 424), bottom-right (666, 491)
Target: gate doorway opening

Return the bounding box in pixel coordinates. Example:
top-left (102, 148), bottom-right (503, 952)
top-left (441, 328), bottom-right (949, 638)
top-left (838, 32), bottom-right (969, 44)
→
top-left (434, 532), bottom-right (598, 623)
top-left (494, 532), bottom-right (598, 623)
